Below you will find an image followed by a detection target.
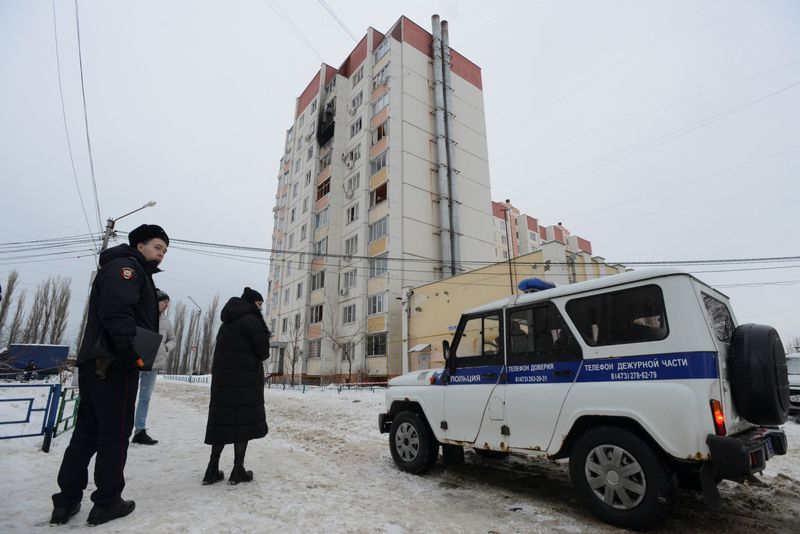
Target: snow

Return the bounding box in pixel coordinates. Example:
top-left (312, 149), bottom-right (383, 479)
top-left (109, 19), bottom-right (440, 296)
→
top-left (1, 380), bottom-right (799, 532)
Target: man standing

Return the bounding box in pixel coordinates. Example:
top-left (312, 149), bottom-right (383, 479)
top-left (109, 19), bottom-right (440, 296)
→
top-left (50, 224), bottom-right (168, 526)
top-left (131, 288), bottom-right (176, 445)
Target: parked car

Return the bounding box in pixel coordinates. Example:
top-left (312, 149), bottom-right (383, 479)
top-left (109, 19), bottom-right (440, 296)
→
top-left (788, 352), bottom-right (800, 417)
top-left (379, 268), bottom-right (789, 530)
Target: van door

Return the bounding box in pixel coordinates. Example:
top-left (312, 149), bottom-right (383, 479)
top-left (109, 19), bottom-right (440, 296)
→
top-left (443, 312), bottom-right (505, 443)
top-left (504, 302), bottom-right (583, 451)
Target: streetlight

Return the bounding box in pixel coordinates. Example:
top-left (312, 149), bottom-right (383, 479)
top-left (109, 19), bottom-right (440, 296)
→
top-left (100, 200), bottom-right (157, 252)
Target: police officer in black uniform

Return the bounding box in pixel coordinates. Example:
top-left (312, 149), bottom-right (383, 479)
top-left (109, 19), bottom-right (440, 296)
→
top-left (50, 224), bottom-right (168, 526)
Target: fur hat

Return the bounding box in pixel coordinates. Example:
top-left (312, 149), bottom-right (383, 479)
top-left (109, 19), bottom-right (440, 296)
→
top-left (128, 224), bottom-right (169, 247)
top-left (241, 287), bottom-right (264, 304)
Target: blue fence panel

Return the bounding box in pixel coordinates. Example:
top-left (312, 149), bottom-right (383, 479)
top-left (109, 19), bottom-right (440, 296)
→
top-left (0, 383), bottom-right (63, 452)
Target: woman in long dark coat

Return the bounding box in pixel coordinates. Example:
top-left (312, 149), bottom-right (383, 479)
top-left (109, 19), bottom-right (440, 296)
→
top-left (202, 287), bottom-right (270, 485)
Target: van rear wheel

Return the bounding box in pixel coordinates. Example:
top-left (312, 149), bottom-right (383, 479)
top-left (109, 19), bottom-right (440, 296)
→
top-left (569, 426), bottom-right (675, 530)
top-left (389, 411), bottom-right (439, 474)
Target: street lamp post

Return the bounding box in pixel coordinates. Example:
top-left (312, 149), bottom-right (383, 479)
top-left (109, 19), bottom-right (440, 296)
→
top-left (501, 200), bottom-right (515, 295)
top-left (99, 200), bottom-right (157, 252)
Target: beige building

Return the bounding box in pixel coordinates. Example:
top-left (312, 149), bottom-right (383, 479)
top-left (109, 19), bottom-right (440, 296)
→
top-left (265, 16), bottom-right (495, 383)
top-left (403, 249), bottom-right (626, 373)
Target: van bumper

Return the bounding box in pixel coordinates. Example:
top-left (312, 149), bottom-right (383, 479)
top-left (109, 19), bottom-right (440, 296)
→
top-left (706, 427), bottom-right (787, 481)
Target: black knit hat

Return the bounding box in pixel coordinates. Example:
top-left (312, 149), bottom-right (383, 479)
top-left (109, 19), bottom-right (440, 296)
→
top-left (128, 224), bottom-right (169, 247)
top-left (241, 287), bottom-right (264, 303)
top-left (156, 289), bottom-right (170, 302)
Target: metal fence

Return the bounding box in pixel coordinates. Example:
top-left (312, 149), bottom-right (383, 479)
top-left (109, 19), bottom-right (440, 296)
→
top-left (159, 374), bottom-right (212, 384)
top-left (0, 383), bottom-right (63, 452)
top-left (53, 387), bottom-right (80, 437)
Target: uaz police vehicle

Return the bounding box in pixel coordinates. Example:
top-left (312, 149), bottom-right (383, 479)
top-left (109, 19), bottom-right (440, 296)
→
top-left (379, 268), bottom-right (789, 530)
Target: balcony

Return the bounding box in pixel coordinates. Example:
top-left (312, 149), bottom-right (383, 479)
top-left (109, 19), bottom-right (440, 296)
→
top-left (316, 100), bottom-right (336, 146)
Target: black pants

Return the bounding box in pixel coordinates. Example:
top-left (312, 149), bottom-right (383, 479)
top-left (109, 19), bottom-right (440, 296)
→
top-left (52, 361), bottom-right (139, 508)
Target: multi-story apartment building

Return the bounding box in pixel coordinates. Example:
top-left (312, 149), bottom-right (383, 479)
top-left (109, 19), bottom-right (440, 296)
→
top-left (266, 16), bottom-right (495, 383)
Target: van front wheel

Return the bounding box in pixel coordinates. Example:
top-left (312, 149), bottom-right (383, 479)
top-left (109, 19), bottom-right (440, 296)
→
top-left (389, 411), bottom-right (439, 474)
top-left (569, 426), bottom-right (675, 530)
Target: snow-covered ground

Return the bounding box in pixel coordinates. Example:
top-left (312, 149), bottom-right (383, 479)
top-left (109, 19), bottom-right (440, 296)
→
top-left (1, 380), bottom-right (799, 533)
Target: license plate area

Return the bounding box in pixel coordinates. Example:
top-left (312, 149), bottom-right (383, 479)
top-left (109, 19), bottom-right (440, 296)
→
top-left (764, 437), bottom-right (775, 459)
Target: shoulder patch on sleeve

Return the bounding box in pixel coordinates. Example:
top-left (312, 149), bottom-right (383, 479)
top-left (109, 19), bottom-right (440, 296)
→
top-left (120, 267), bottom-right (136, 280)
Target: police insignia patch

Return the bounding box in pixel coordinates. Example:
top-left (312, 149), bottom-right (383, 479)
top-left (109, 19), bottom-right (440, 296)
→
top-left (120, 267), bottom-right (136, 280)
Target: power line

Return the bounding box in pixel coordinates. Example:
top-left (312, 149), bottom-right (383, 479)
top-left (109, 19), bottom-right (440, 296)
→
top-left (314, 0), bottom-right (358, 42)
top-left (52, 0), bottom-right (97, 250)
top-left (261, 0), bottom-right (325, 63)
top-left (73, 0), bottom-right (103, 234)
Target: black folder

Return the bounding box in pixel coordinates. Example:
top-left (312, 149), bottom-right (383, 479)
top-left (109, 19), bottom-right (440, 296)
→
top-left (133, 326), bottom-right (163, 370)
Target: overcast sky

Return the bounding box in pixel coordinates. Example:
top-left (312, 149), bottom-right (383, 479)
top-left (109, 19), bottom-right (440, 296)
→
top-left (1, 0), bottom-right (798, 348)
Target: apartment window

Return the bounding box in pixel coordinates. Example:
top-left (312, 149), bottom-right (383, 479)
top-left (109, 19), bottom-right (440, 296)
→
top-left (350, 117), bottom-right (362, 138)
top-left (292, 182), bottom-right (299, 198)
top-left (370, 150), bottom-right (388, 175)
top-left (346, 203), bottom-right (359, 224)
top-left (300, 224), bottom-right (307, 241)
top-left (374, 38), bottom-right (390, 62)
top-left (372, 92), bottom-right (389, 116)
top-left (297, 135), bottom-right (303, 149)
top-left (299, 115), bottom-right (305, 127)
top-left (501, 235), bottom-right (507, 245)
top-left (342, 304), bottom-right (356, 325)
top-left (341, 341), bottom-right (355, 361)
top-left (310, 304), bottom-right (323, 324)
top-left (311, 100), bottom-right (317, 113)
top-left (369, 182), bottom-right (388, 208)
top-left (369, 254), bottom-right (388, 277)
top-left (281, 317), bottom-right (288, 334)
top-left (366, 332), bottom-right (387, 357)
top-left (368, 293), bottom-right (387, 315)
top-left (311, 271), bottom-right (325, 291)
top-left (302, 196), bottom-right (309, 213)
top-left (272, 290), bottom-right (278, 307)
top-left (271, 318), bottom-right (276, 333)
top-left (308, 338), bottom-right (321, 358)
top-left (350, 91), bottom-right (363, 110)
top-left (313, 237), bottom-right (327, 257)
top-left (294, 313), bottom-right (301, 330)
top-left (344, 234), bottom-right (358, 256)
top-left (286, 261), bottom-right (293, 275)
top-left (346, 173), bottom-right (360, 192)
top-left (296, 282), bottom-right (303, 299)
top-left (344, 269), bottom-right (357, 288)
top-left (368, 216), bottom-right (388, 241)
top-left (373, 120), bottom-right (388, 145)
top-left (307, 147), bottom-right (313, 161)
top-left (283, 288), bottom-right (290, 304)
top-left (287, 233), bottom-right (294, 249)
top-left (324, 77), bottom-right (336, 97)
top-left (305, 170), bottom-right (312, 185)
top-left (321, 151), bottom-right (332, 168)
top-left (346, 144), bottom-right (361, 162)
top-left (352, 66), bottom-right (363, 86)
top-left (314, 207), bottom-right (329, 228)
top-left (290, 208), bottom-right (296, 222)
top-left (502, 250), bottom-right (508, 259)
top-left (317, 179), bottom-right (331, 201)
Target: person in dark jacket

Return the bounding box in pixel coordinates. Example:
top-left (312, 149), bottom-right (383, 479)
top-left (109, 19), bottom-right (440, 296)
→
top-left (202, 287), bottom-right (270, 485)
top-left (50, 224), bottom-right (168, 526)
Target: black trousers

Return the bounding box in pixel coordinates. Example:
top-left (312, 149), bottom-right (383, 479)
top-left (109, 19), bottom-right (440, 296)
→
top-left (52, 361), bottom-right (139, 508)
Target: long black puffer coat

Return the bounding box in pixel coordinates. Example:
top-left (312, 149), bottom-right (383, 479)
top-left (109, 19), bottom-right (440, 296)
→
top-left (204, 297), bottom-right (270, 445)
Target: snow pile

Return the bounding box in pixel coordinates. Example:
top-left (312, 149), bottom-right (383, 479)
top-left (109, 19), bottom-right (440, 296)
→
top-left (0, 381), bottom-right (799, 532)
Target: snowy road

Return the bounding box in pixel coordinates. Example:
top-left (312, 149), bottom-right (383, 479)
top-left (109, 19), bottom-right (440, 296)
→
top-left (2, 380), bottom-right (799, 533)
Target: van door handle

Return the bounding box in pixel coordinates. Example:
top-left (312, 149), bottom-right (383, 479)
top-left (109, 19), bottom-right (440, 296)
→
top-left (554, 369), bottom-right (573, 377)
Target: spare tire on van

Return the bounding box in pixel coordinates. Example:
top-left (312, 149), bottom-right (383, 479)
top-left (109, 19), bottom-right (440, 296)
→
top-left (728, 323), bottom-right (790, 426)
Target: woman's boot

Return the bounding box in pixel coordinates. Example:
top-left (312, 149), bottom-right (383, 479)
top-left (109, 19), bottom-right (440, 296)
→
top-left (202, 444), bottom-right (225, 485)
top-left (229, 441), bottom-right (253, 485)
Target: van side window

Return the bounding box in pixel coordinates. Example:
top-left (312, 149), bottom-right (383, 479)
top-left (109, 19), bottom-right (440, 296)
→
top-left (702, 293), bottom-right (734, 343)
top-left (453, 313), bottom-right (502, 363)
top-left (566, 285), bottom-right (669, 346)
top-left (507, 303), bottom-right (581, 363)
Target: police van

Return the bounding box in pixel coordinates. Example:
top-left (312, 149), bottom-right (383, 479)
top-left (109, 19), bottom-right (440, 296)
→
top-left (378, 268), bottom-right (789, 530)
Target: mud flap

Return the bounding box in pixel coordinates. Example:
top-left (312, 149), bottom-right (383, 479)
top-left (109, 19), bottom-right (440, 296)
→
top-left (700, 463), bottom-right (721, 509)
top-left (442, 444), bottom-right (465, 465)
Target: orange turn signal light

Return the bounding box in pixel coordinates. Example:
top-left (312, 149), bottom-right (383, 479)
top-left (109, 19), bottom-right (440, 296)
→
top-left (710, 399), bottom-right (726, 436)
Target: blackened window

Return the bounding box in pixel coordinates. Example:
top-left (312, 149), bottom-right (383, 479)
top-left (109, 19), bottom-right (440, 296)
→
top-left (702, 293), bottom-right (735, 343)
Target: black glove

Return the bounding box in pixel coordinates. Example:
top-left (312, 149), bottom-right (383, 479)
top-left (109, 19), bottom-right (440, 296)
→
top-left (111, 335), bottom-right (139, 370)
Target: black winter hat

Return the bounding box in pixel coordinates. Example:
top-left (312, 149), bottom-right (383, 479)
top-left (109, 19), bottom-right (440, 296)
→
top-left (128, 224), bottom-right (170, 247)
top-left (241, 287), bottom-right (264, 304)
top-left (156, 289), bottom-right (170, 302)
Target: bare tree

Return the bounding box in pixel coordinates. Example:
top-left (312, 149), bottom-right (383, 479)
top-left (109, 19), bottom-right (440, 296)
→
top-left (198, 296), bottom-right (220, 373)
top-left (7, 291), bottom-right (27, 344)
top-left (181, 310), bottom-right (201, 374)
top-left (168, 302), bottom-right (187, 374)
top-left (285, 312), bottom-right (308, 386)
top-left (0, 270), bottom-right (19, 340)
top-left (318, 294), bottom-right (367, 383)
top-left (48, 278), bottom-right (72, 344)
top-left (21, 279), bottom-right (52, 343)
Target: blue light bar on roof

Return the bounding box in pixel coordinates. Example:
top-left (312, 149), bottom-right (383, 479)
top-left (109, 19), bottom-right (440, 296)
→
top-left (518, 278), bottom-right (556, 293)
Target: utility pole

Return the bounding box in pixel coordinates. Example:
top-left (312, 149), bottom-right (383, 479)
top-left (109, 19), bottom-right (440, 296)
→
top-left (502, 200), bottom-right (515, 295)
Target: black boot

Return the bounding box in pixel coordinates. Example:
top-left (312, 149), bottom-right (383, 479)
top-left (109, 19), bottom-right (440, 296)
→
top-left (203, 444), bottom-right (225, 485)
top-left (131, 430), bottom-right (158, 445)
top-left (50, 502), bottom-right (80, 525)
top-left (86, 499), bottom-right (135, 525)
top-left (229, 441), bottom-right (253, 485)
